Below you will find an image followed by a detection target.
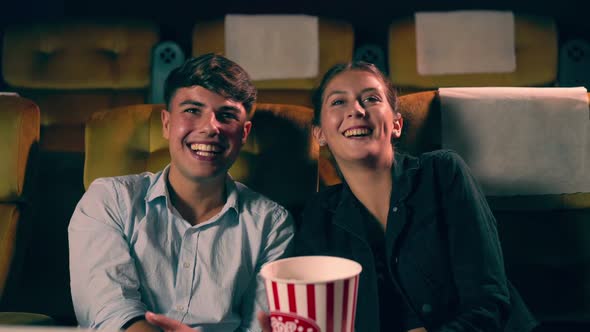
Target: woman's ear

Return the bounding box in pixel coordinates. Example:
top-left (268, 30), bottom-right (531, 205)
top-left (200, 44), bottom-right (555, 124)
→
top-left (313, 126), bottom-right (327, 146)
top-left (392, 113), bottom-right (403, 139)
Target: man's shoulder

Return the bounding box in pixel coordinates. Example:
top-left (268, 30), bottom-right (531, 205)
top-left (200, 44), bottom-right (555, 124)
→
top-left (86, 170), bottom-right (163, 199)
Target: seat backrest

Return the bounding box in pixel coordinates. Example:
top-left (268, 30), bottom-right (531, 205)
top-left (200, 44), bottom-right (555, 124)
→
top-left (192, 17), bottom-right (354, 107)
top-left (0, 95), bottom-right (39, 301)
top-left (2, 20), bottom-right (159, 152)
top-left (84, 103), bottom-right (318, 214)
top-left (388, 13), bottom-right (558, 94)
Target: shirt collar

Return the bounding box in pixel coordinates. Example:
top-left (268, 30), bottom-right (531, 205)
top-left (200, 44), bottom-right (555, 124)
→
top-left (145, 164), bottom-right (240, 215)
top-left (145, 164), bottom-right (170, 202)
top-left (390, 151), bottom-right (420, 204)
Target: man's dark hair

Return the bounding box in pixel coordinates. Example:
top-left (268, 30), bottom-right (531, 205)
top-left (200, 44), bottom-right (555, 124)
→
top-left (164, 53), bottom-right (257, 115)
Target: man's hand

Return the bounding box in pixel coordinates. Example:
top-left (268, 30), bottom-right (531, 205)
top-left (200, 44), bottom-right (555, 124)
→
top-left (256, 311), bottom-right (272, 332)
top-left (145, 312), bottom-right (201, 332)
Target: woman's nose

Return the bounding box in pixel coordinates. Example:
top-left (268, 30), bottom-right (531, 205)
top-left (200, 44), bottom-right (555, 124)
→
top-left (347, 100), bottom-right (366, 118)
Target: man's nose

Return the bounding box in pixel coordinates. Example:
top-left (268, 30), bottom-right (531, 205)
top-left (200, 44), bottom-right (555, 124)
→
top-left (199, 112), bottom-right (220, 136)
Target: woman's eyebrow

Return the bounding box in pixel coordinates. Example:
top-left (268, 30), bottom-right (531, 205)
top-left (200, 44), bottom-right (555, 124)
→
top-left (325, 90), bottom-right (347, 99)
top-left (360, 87), bottom-right (379, 94)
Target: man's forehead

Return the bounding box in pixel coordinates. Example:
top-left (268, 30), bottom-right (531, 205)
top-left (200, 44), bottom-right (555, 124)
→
top-left (172, 86), bottom-right (246, 111)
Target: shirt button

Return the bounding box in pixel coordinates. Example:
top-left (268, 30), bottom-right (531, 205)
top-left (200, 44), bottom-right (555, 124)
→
top-left (394, 257), bottom-right (399, 264)
top-left (183, 262), bottom-right (190, 269)
top-left (422, 303), bottom-right (432, 314)
top-left (176, 305), bottom-right (184, 311)
top-left (392, 206), bottom-right (398, 212)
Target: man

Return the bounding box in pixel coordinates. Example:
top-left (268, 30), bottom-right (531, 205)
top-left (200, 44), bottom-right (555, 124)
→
top-left (68, 54), bottom-right (294, 332)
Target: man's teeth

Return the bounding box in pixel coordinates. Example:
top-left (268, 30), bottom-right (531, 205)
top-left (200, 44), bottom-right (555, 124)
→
top-left (196, 151), bottom-right (215, 157)
top-left (343, 128), bottom-right (371, 137)
top-left (190, 143), bottom-right (221, 152)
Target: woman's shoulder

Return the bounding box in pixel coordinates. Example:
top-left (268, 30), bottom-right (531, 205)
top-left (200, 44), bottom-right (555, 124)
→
top-left (417, 149), bottom-right (465, 164)
top-left (413, 149), bottom-right (471, 174)
top-left (413, 149), bottom-right (479, 192)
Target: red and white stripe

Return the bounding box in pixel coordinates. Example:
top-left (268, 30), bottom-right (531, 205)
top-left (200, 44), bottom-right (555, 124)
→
top-left (265, 275), bottom-right (359, 332)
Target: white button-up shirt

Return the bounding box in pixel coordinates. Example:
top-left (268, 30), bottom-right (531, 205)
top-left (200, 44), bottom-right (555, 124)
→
top-left (69, 166), bottom-right (294, 331)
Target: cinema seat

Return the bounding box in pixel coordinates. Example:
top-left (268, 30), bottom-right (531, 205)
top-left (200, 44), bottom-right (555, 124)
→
top-left (0, 95), bottom-right (54, 325)
top-left (192, 17), bottom-right (354, 108)
top-left (387, 13), bottom-right (558, 94)
top-left (2, 20), bottom-right (159, 153)
top-left (0, 95), bottom-right (39, 305)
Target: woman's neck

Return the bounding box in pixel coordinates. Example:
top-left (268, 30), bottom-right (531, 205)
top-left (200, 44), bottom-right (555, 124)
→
top-left (339, 161), bottom-right (393, 229)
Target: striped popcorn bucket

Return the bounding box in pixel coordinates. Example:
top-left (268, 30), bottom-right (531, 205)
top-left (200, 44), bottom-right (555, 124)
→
top-left (260, 256), bottom-right (362, 332)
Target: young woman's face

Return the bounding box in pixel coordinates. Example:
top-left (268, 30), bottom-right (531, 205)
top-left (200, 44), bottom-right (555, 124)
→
top-left (314, 70), bottom-right (402, 167)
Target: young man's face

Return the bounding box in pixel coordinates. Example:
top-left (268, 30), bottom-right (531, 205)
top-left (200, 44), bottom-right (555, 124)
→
top-left (162, 85), bottom-right (252, 184)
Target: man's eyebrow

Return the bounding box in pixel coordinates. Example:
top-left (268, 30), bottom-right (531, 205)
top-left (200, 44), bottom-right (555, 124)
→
top-left (178, 100), bottom-right (206, 107)
top-left (218, 105), bottom-right (241, 113)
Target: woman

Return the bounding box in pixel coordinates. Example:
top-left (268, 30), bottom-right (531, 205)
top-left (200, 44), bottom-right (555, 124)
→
top-left (145, 62), bottom-right (538, 332)
top-left (291, 61), bottom-right (537, 332)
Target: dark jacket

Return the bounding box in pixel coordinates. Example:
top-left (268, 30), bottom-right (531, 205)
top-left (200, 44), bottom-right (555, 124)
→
top-left (295, 150), bottom-right (537, 332)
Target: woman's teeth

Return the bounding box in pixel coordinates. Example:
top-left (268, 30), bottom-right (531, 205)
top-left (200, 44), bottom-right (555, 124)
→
top-left (343, 128), bottom-right (371, 137)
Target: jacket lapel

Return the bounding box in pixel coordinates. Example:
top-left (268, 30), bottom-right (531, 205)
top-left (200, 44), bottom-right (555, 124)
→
top-left (331, 189), bottom-right (381, 332)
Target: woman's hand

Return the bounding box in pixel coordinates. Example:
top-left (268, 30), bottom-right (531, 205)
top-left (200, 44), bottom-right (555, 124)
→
top-left (256, 311), bottom-right (272, 332)
top-left (145, 311), bottom-right (200, 332)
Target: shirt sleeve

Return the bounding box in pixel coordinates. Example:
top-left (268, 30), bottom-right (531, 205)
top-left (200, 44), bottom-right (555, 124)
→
top-left (68, 178), bottom-right (147, 330)
top-left (432, 150), bottom-right (510, 332)
top-left (238, 207), bottom-right (295, 331)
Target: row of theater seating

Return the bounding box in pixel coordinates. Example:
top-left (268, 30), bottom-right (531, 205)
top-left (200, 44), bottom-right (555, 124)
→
top-left (0, 13), bottom-right (589, 326)
top-left (3, 13), bottom-right (586, 154)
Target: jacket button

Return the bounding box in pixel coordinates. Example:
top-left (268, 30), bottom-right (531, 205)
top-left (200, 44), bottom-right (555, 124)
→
top-left (421, 303), bottom-right (432, 314)
top-left (392, 206), bottom-right (398, 212)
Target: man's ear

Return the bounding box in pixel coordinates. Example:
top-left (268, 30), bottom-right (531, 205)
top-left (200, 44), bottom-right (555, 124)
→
top-left (241, 120), bottom-right (252, 144)
top-left (392, 113), bottom-right (403, 139)
top-left (161, 109), bottom-right (170, 140)
top-left (313, 126), bottom-right (326, 146)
